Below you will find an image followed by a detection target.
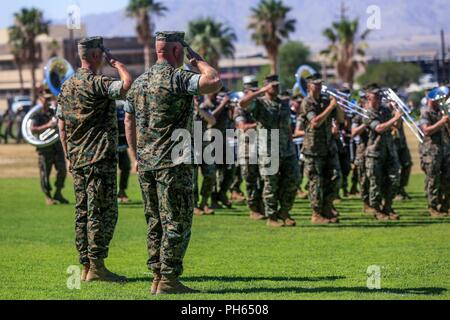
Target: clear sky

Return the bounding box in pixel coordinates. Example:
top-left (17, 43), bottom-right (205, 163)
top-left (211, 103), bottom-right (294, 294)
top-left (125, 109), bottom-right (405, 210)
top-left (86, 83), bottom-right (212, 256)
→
top-left (0, 0), bottom-right (129, 28)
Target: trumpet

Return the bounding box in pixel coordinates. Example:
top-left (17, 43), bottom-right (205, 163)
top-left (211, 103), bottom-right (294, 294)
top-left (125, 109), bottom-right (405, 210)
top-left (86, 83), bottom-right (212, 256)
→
top-left (382, 88), bottom-right (424, 143)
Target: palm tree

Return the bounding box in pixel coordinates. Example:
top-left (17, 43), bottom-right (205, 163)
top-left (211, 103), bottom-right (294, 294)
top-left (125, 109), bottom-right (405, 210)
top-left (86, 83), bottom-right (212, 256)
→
top-left (126, 0), bottom-right (168, 70)
top-left (248, 0), bottom-right (296, 74)
top-left (8, 26), bottom-right (26, 95)
top-left (13, 8), bottom-right (49, 103)
top-left (47, 38), bottom-right (61, 58)
top-left (320, 17), bottom-right (370, 87)
top-left (187, 17), bottom-right (237, 69)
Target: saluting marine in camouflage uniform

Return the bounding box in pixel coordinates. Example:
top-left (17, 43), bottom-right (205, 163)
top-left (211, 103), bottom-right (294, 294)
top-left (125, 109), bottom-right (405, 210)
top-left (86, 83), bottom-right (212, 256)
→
top-left (363, 84), bottom-right (402, 221)
top-left (125, 32), bottom-right (221, 294)
top-left (300, 73), bottom-right (342, 224)
top-left (58, 36), bottom-right (132, 282)
top-left (240, 75), bottom-right (299, 228)
top-left (30, 89), bottom-right (67, 205)
top-left (234, 75), bottom-right (265, 220)
top-left (418, 92), bottom-right (450, 217)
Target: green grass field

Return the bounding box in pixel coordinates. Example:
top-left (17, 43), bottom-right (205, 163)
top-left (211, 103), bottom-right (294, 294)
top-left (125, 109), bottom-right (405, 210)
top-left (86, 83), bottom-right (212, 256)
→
top-left (0, 173), bottom-right (449, 300)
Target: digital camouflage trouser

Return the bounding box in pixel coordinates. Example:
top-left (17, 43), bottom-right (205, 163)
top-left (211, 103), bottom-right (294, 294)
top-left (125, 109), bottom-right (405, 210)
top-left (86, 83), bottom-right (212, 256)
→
top-left (213, 164), bottom-right (236, 200)
top-left (118, 150), bottom-right (131, 192)
top-left (241, 163), bottom-right (263, 212)
top-left (421, 152), bottom-right (450, 210)
top-left (72, 160), bottom-right (118, 265)
top-left (396, 145), bottom-right (412, 192)
top-left (339, 145), bottom-right (351, 193)
top-left (37, 145), bottom-right (67, 197)
top-left (260, 155), bottom-right (299, 217)
top-left (355, 144), bottom-right (369, 204)
top-left (230, 165), bottom-right (244, 194)
top-left (366, 155), bottom-right (400, 213)
top-left (194, 163), bottom-right (216, 206)
top-left (139, 165), bottom-right (194, 277)
top-left (304, 153), bottom-right (341, 215)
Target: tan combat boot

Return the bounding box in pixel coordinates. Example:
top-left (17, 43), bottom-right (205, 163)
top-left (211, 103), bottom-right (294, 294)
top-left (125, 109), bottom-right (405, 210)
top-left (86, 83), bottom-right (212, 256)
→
top-left (363, 203), bottom-right (377, 216)
top-left (374, 211), bottom-right (390, 221)
top-left (266, 215), bottom-right (284, 228)
top-left (311, 212), bottom-right (332, 224)
top-left (297, 189), bottom-right (308, 199)
top-left (150, 273), bottom-right (161, 295)
top-left (156, 276), bottom-right (199, 295)
top-left (429, 208), bottom-right (446, 218)
top-left (231, 191), bottom-right (246, 203)
top-left (194, 207), bottom-right (204, 216)
top-left (80, 264), bottom-right (90, 282)
top-left (386, 211), bottom-right (400, 221)
top-left (45, 196), bottom-right (57, 205)
top-left (249, 211), bottom-right (266, 220)
top-left (86, 259), bottom-right (127, 282)
top-left (277, 211), bottom-right (296, 227)
top-left (200, 204), bottom-right (215, 215)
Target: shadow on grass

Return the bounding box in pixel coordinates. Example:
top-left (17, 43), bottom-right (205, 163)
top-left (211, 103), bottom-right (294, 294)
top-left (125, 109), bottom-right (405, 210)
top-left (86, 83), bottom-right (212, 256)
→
top-left (126, 275), bottom-right (345, 283)
top-left (306, 219), bottom-right (450, 228)
top-left (205, 286), bottom-right (446, 296)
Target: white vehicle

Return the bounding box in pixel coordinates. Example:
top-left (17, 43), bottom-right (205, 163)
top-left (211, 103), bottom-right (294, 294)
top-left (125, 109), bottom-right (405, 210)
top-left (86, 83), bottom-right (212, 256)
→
top-left (11, 96), bottom-right (32, 114)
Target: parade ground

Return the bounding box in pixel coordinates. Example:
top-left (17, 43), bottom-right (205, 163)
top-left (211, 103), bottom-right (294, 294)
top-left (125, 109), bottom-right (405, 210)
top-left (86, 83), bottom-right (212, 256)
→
top-left (1, 146), bottom-right (450, 300)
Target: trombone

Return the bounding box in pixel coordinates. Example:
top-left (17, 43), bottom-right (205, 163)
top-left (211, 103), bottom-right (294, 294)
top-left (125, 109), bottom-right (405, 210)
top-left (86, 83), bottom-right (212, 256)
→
top-left (322, 85), bottom-right (372, 120)
top-left (382, 88), bottom-right (424, 143)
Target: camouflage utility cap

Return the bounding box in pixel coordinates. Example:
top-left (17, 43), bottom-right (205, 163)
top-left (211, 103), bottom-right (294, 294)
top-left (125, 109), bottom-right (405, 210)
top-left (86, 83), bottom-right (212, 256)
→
top-left (78, 36), bottom-right (104, 51)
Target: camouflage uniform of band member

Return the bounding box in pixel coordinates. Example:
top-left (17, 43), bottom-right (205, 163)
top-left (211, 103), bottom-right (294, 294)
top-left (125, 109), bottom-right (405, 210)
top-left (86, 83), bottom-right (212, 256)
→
top-left (418, 106), bottom-right (450, 217)
top-left (294, 117), bottom-right (306, 193)
top-left (58, 37), bottom-right (125, 281)
top-left (290, 95), bottom-right (306, 198)
top-left (193, 103), bottom-right (216, 214)
top-left (364, 94), bottom-right (401, 220)
top-left (210, 92), bottom-right (237, 209)
top-left (300, 74), bottom-right (341, 223)
top-left (125, 32), bottom-right (201, 282)
top-left (116, 101), bottom-right (131, 202)
top-left (30, 100), bottom-right (67, 204)
top-left (392, 121), bottom-right (412, 200)
top-left (336, 122), bottom-right (352, 197)
top-left (230, 165), bottom-right (245, 201)
top-left (351, 114), bottom-right (370, 210)
top-left (234, 104), bottom-right (265, 219)
top-left (249, 75), bottom-right (299, 227)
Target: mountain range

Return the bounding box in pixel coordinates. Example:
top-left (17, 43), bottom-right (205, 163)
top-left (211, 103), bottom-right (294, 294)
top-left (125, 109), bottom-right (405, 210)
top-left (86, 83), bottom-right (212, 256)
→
top-left (72, 0), bottom-right (450, 58)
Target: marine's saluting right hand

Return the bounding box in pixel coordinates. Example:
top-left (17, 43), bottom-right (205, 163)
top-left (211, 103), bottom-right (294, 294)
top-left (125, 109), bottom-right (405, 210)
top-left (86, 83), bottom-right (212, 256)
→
top-left (186, 46), bottom-right (204, 68)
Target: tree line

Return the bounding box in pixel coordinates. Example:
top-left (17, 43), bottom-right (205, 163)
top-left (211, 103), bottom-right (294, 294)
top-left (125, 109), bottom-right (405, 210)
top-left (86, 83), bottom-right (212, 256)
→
top-left (8, 0), bottom-right (422, 103)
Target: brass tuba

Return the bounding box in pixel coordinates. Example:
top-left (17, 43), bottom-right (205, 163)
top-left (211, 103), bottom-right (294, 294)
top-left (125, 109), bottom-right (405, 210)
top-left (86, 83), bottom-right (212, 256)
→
top-left (21, 57), bottom-right (74, 148)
